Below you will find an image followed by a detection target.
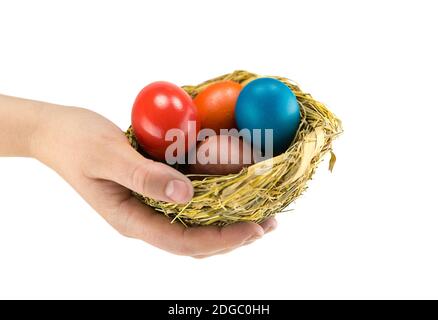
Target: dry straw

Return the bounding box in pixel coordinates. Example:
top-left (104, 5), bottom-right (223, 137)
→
top-left (125, 70), bottom-right (342, 226)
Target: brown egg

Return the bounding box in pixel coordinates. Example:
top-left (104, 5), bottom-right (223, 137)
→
top-left (188, 135), bottom-right (254, 175)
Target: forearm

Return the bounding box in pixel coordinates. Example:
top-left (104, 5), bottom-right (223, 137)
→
top-left (0, 94), bottom-right (52, 157)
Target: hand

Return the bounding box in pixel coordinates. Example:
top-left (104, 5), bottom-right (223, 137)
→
top-left (30, 104), bottom-right (277, 257)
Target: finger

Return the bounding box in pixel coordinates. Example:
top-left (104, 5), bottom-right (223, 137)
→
top-left (181, 221), bottom-right (264, 256)
top-left (259, 218), bottom-right (278, 234)
top-left (191, 218), bottom-right (278, 258)
top-left (193, 249), bottom-right (235, 259)
top-left (115, 197), bottom-right (264, 256)
top-left (193, 225), bottom-right (267, 258)
top-left (96, 142), bottom-right (193, 204)
top-left (193, 241), bottom-right (254, 259)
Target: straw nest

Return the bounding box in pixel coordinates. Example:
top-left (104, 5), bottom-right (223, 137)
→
top-left (125, 70), bottom-right (342, 226)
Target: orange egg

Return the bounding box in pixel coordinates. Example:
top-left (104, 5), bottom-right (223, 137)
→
top-left (193, 81), bottom-right (242, 134)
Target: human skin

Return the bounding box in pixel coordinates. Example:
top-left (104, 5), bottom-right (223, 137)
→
top-left (0, 94), bottom-right (277, 257)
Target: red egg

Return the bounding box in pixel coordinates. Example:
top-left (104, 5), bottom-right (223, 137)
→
top-left (132, 81), bottom-right (200, 161)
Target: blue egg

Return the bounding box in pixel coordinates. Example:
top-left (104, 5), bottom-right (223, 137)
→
top-left (235, 77), bottom-right (301, 155)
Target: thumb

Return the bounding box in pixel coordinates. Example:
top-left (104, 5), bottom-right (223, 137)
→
top-left (100, 143), bottom-right (194, 204)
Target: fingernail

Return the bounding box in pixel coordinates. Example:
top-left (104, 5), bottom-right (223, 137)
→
top-left (262, 220), bottom-right (278, 234)
top-left (265, 226), bottom-right (275, 234)
top-left (165, 180), bottom-right (191, 203)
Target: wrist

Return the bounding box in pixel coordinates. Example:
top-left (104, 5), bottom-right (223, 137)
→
top-left (28, 101), bottom-right (49, 160)
top-left (29, 102), bottom-right (66, 162)
top-left (0, 95), bottom-right (56, 158)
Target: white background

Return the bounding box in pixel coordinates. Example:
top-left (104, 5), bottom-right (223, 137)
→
top-left (0, 0), bottom-right (437, 299)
